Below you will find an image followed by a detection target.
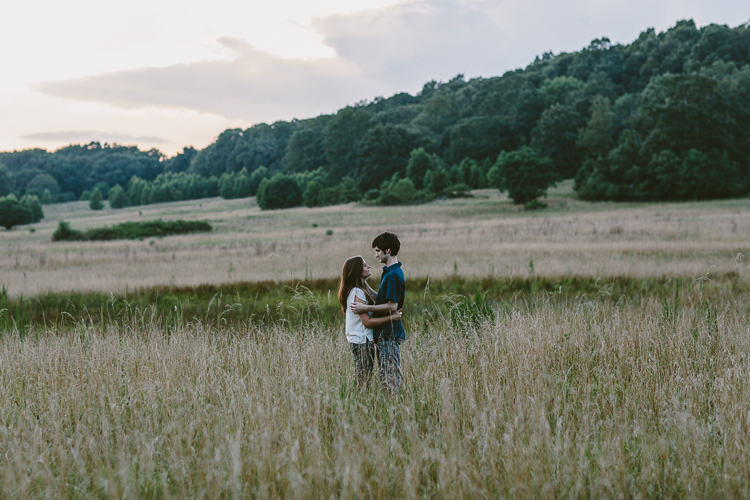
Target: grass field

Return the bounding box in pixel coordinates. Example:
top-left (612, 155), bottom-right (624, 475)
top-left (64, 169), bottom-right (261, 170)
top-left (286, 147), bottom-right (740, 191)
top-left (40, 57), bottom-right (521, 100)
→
top-left (1, 181), bottom-right (749, 296)
top-left (2, 291), bottom-right (750, 497)
top-left (2, 186), bottom-right (750, 498)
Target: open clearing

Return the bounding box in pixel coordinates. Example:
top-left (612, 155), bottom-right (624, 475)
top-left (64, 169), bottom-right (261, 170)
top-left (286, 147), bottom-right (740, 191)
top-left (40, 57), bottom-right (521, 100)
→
top-left (2, 184), bottom-right (750, 497)
top-left (1, 181), bottom-right (750, 295)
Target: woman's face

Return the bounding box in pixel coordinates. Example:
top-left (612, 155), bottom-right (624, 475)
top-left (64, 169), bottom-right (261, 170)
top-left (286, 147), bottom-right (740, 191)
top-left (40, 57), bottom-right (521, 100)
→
top-left (361, 260), bottom-right (371, 279)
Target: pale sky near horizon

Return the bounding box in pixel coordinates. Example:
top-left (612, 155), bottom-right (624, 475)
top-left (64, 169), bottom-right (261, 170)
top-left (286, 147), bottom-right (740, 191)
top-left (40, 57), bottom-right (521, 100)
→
top-left (1, 0), bottom-right (747, 156)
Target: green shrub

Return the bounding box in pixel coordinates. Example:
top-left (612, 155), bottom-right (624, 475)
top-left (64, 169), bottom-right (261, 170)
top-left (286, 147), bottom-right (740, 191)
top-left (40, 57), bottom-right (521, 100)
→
top-left (108, 185), bottom-right (128, 209)
top-left (0, 197), bottom-right (33, 230)
top-left (524, 199), bottom-right (548, 211)
top-left (425, 167), bottom-right (451, 194)
top-left (488, 147), bottom-right (558, 204)
top-left (406, 148), bottom-right (437, 189)
top-left (42, 189), bottom-right (53, 204)
top-left (52, 221), bottom-right (84, 241)
top-left (303, 180), bottom-right (323, 207)
top-left (19, 195), bottom-right (44, 222)
top-left (52, 219), bottom-right (212, 242)
top-left (257, 174), bottom-right (302, 210)
top-left (364, 189), bottom-right (380, 201)
top-left (89, 188), bottom-right (104, 210)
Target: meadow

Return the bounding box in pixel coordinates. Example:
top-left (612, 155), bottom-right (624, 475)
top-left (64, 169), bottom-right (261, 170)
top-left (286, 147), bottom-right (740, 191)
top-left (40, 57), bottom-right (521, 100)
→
top-left (1, 181), bottom-right (749, 296)
top-left (1, 185), bottom-right (750, 498)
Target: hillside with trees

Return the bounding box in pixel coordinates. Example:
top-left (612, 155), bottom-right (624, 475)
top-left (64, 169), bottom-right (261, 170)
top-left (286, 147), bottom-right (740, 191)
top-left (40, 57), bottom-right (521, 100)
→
top-left (1, 19), bottom-right (749, 217)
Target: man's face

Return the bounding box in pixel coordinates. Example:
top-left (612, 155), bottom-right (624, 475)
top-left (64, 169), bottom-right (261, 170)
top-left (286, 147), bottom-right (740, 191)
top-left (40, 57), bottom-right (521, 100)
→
top-left (374, 247), bottom-right (389, 264)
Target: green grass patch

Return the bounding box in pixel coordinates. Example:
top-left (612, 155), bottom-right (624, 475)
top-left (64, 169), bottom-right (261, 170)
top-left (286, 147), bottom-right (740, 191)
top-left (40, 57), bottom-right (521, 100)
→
top-left (2, 274), bottom-right (747, 333)
top-left (52, 219), bottom-right (212, 242)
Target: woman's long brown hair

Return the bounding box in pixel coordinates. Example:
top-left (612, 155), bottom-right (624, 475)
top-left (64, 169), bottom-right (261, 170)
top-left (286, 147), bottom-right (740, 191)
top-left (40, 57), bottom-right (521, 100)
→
top-left (338, 256), bottom-right (374, 311)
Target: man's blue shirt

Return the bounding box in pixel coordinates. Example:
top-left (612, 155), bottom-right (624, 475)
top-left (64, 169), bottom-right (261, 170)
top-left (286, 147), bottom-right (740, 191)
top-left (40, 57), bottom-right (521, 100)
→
top-left (374, 262), bottom-right (405, 342)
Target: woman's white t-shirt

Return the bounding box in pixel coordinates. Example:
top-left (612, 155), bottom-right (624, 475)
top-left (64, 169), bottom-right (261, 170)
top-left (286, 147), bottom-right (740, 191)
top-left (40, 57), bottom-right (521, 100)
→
top-left (346, 288), bottom-right (373, 344)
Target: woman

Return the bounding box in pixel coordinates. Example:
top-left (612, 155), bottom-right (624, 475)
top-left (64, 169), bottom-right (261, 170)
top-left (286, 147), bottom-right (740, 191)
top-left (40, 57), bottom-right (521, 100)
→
top-left (338, 255), bottom-right (402, 388)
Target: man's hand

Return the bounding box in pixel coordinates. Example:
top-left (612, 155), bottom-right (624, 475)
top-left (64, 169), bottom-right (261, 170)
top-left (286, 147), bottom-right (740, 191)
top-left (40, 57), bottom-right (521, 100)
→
top-left (350, 302), bottom-right (369, 314)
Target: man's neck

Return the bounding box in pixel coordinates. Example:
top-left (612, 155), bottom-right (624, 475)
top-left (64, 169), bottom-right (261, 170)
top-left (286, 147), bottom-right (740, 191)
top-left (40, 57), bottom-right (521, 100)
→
top-left (384, 256), bottom-right (398, 268)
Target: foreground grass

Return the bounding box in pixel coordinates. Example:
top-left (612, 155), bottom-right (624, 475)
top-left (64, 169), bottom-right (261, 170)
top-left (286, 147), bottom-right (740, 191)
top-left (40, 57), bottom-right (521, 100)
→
top-left (2, 290), bottom-right (750, 497)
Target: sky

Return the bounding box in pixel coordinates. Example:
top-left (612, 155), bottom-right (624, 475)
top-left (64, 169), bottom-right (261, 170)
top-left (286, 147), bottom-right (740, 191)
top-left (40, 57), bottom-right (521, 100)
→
top-left (1, 0), bottom-right (747, 156)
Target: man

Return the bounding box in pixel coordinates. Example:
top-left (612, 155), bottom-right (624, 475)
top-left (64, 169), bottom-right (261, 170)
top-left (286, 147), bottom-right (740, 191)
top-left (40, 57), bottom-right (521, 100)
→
top-left (351, 231), bottom-right (405, 394)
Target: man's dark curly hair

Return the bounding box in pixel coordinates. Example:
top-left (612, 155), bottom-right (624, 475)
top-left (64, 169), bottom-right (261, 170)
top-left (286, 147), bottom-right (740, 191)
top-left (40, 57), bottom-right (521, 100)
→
top-left (371, 231), bottom-right (401, 256)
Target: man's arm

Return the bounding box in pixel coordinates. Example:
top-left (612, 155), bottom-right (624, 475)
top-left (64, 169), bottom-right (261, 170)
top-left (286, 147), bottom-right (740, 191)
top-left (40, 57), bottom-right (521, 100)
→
top-left (359, 310), bottom-right (402, 328)
top-left (353, 295), bottom-right (401, 327)
top-left (350, 300), bottom-right (398, 315)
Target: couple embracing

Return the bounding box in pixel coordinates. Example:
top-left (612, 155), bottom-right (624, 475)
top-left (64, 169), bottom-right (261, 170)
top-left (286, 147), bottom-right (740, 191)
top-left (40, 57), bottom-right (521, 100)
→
top-left (337, 231), bottom-right (405, 395)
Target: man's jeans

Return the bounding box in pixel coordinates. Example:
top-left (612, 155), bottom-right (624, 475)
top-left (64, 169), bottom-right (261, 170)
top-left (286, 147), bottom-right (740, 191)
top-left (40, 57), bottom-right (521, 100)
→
top-left (377, 340), bottom-right (403, 395)
top-left (349, 340), bottom-right (376, 388)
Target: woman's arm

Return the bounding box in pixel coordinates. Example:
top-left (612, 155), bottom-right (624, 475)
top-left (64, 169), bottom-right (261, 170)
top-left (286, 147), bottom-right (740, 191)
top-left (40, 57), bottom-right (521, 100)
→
top-left (350, 300), bottom-right (397, 315)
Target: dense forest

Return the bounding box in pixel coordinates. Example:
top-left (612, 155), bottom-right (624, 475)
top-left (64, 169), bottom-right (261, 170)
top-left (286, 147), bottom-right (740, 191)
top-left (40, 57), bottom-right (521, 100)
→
top-left (1, 19), bottom-right (749, 217)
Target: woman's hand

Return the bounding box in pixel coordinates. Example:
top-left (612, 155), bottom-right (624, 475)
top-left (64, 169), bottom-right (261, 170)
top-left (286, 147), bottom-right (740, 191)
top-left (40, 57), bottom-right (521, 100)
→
top-left (391, 309), bottom-right (402, 321)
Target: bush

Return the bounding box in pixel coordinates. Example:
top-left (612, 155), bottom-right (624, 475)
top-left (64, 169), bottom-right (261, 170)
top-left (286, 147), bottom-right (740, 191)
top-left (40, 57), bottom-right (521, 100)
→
top-left (19, 195), bottom-right (44, 222)
top-left (108, 185), bottom-right (128, 209)
top-left (52, 219), bottom-right (212, 242)
top-left (303, 180), bottom-right (323, 207)
top-left (52, 221), bottom-right (83, 241)
top-left (425, 167), bottom-right (451, 194)
top-left (42, 189), bottom-right (53, 204)
top-left (451, 158), bottom-right (487, 188)
top-left (257, 174), bottom-right (302, 210)
top-left (364, 189), bottom-right (380, 201)
top-left (89, 188), bottom-right (104, 210)
top-left (390, 178), bottom-right (417, 203)
top-left (406, 148), bottom-right (437, 189)
top-left (524, 199), bottom-right (548, 210)
top-left (307, 177), bottom-right (361, 208)
top-left (488, 147), bottom-right (558, 204)
top-left (249, 167), bottom-right (270, 196)
top-left (0, 197), bottom-right (33, 230)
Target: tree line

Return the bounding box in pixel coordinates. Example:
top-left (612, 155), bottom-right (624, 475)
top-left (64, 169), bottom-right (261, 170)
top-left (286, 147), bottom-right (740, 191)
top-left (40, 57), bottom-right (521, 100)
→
top-left (1, 19), bottom-right (749, 220)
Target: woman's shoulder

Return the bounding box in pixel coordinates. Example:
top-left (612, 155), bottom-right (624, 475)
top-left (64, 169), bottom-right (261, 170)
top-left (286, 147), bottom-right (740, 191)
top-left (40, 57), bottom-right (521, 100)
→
top-left (348, 287), bottom-right (366, 300)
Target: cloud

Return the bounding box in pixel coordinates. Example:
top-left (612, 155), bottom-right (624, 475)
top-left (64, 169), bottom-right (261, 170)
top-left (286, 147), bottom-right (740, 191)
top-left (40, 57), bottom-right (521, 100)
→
top-left (36, 38), bottom-right (382, 121)
top-left (22, 130), bottom-right (166, 144)
top-left (312, 0), bottom-right (704, 89)
top-left (33, 0), bottom-right (750, 122)
top-left (315, 0), bottom-right (750, 91)
top-left (313, 0), bottom-right (511, 88)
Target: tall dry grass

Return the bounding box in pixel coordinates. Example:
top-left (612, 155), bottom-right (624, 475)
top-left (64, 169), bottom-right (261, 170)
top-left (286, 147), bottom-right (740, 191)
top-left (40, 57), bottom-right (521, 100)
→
top-left (2, 293), bottom-right (750, 498)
